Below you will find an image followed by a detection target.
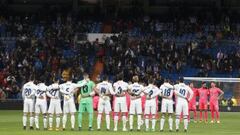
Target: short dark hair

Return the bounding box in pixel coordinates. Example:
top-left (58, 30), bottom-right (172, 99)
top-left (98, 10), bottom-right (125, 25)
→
top-left (179, 76), bottom-right (184, 83)
top-left (28, 75), bottom-right (35, 81)
top-left (189, 81), bottom-right (194, 85)
top-left (164, 77), bottom-right (170, 82)
top-left (83, 72), bottom-right (89, 77)
top-left (117, 74), bottom-right (124, 80)
top-left (202, 81), bottom-right (206, 85)
top-left (53, 76), bottom-right (59, 82)
top-left (148, 78), bottom-right (154, 84)
top-left (39, 76), bottom-right (45, 83)
top-left (102, 75), bottom-right (108, 81)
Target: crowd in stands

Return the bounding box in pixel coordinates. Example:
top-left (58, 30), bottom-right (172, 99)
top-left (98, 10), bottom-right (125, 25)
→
top-left (0, 12), bottom-right (240, 100)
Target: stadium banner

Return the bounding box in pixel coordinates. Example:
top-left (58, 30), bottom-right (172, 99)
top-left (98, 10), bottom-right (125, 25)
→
top-left (87, 33), bottom-right (119, 43)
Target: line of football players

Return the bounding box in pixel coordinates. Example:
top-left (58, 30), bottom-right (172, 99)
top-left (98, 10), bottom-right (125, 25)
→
top-left (22, 74), bottom-right (223, 132)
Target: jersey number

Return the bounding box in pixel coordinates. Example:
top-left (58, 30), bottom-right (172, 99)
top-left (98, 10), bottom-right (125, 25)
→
top-left (24, 88), bottom-right (31, 96)
top-left (66, 88), bottom-right (70, 92)
top-left (37, 90), bottom-right (44, 96)
top-left (81, 85), bottom-right (88, 94)
top-left (149, 90), bottom-right (153, 97)
top-left (49, 90), bottom-right (57, 96)
top-left (101, 87), bottom-right (106, 94)
top-left (132, 89), bottom-right (139, 96)
top-left (117, 87), bottom-right (123, 94)
top-left (179, 89), bottom-right (186, 96)
top-left (164, 89), bottom-right (171, 96)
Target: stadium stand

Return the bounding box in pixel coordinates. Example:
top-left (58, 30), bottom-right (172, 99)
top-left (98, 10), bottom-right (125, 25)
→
top-left (0, 10), bottom-right (240, 100)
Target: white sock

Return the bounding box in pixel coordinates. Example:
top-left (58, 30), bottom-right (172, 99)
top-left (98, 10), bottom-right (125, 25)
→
top-left (23, 115), bottom-right (27, 127)
top-left (145, 117), bottom-right (149, 130)
top-left (106, 114), bottom-right (110, 129)
top-left (137, 114), bottom-right (142, 130)
top-left (30, 116), bottom-right (34, 127)
top-left (43, 115), bottom-right (47, 129)
top-left (176, 117), bottom-right (180, 130)
top-left (62, 114), bottom-right (67, 129)
top-left (56, 116), bottom-right (60, 128)
top-left (35, 115), bottom-right (39, 129)
top-left (114, 115), bottom-right (118, 129)
top-left (129, 115), bottom-right (133, 129)
top-left (71, 114), bottom-right (75, 129)
top-left (49, 115), bottom-right (53, 128)
top-left (160, 117), bottom-right (165, 130)
top-left (152, 118), bottom-right (156, 130)
top-left (97, 114), bottom-right (102, 129)
top-left (122, 115), bottom-right (127, 129)
top-left (169, 116), bottom-right (173, 130)
top-left (184, 117), bottom-right (188, 130)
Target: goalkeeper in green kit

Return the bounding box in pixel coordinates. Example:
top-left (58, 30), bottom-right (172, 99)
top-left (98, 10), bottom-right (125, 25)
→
top-left (77, 73), bottom-right (96, 131)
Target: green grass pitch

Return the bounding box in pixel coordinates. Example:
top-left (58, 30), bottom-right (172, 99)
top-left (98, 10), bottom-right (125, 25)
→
top-left (0, 110), bottom-right (240, 135)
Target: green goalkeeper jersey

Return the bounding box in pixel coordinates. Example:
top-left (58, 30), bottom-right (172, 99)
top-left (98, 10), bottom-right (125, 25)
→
top-left (78, 80), bottom-right (95, 101)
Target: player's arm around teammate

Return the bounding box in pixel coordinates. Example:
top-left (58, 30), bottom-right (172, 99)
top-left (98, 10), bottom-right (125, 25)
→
top-left (174, 78), bottom-right (193, 132)
top-left (112, 75), bottom-right (128, 131)
top-left (142, 78), bottom-right (160, 132)
top-left (95, 75), bottom-right (115, 131)
top-left (34, 78), bottom-right (48, 130)
top-left (46, 77), bottom-right (62, 131)
top-left (22, 76), bottom-right (36, 130)
top-left (76, 73), bottom-right (96, 131)
top-left (59, 78), bottom-right (87, 131)
top-left (127, 75), bottom-right (144, 131)
top-left (159, 78), bottom-right (174, 132)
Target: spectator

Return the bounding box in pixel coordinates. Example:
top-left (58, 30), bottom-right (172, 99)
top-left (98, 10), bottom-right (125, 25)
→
top-left (227, 98), bottom-right (233, 107)
top-left (0, 88), bottom-right (6, 101)
top-left (231, 97), bottom-right (238, 106)
top-left (0, 13), bottom-right (239, 99)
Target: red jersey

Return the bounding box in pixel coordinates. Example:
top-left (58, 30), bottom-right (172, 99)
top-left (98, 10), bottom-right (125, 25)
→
top-left (209, 87), bottom-right (223, 103)
top-left (189, 88), bottom-right (198, 104)
top-left (197, 87), bottom-right (209, 103)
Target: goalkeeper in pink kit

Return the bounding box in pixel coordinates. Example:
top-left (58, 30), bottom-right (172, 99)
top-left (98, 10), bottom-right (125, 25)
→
top-left (188, 82), bottom-right (198, 122)
top-left (209, 82), bottom-right (224, 123)
top-left (197, 82), bottom-right (209, 123)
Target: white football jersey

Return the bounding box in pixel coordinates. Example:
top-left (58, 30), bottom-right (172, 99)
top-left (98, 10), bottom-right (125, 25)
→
top-left (96, 81), bottom-right (115, 96)
top-left (59, 81), bottom-right (79, 100)
top-left (173, 83), bottom-right (179, 90)
top-left (174, 83), bottom-right (193, 100)
top-left (160, 83), bottom-right (174, 99)
top-left (22, 81), bottom-right (37, 99)
top-left (35, 83), bottom-right (48, 99)
top-left (113, 80), bottom-right (128, 96)
top-left (128, 82), bottom-right (144, 96)
top-left (47, 83), bottom-right (61, 99)
top-left (144, 84), bottom-right (160, 98)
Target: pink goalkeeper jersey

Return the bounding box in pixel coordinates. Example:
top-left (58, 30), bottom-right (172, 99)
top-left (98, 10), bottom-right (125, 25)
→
top-left (189, 88), bottom-right (198, 104)
top-left (209, 87), bottom-right (223, 103)
top-left (197, 87), bottom-right (209, 103)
